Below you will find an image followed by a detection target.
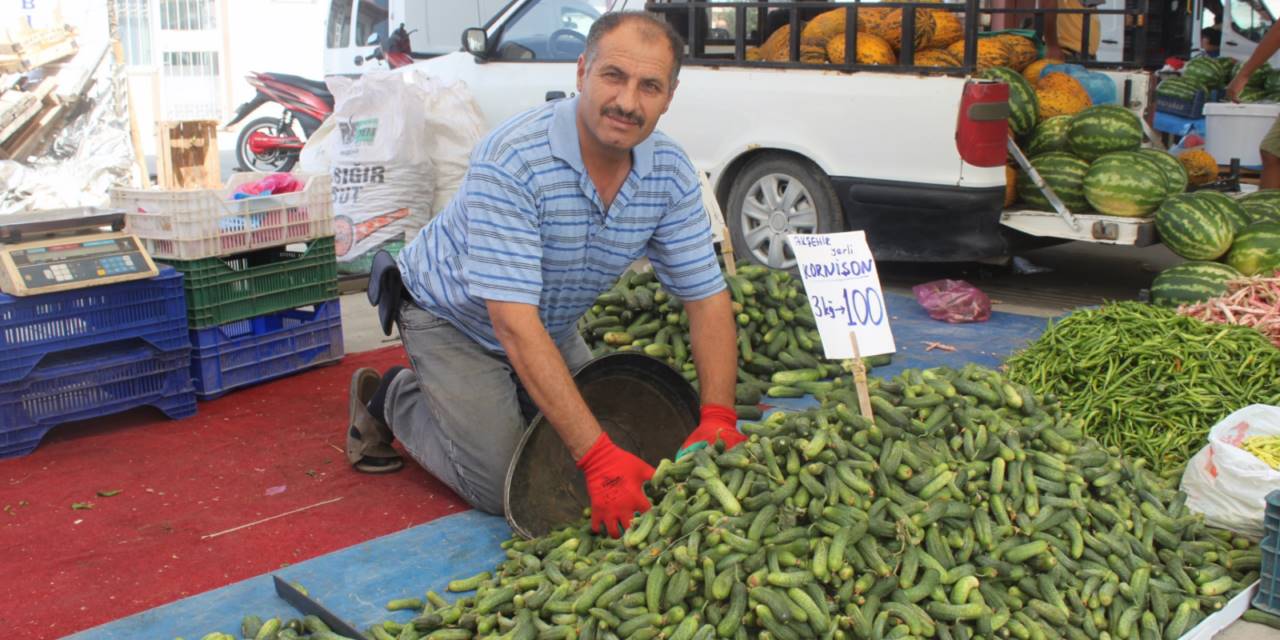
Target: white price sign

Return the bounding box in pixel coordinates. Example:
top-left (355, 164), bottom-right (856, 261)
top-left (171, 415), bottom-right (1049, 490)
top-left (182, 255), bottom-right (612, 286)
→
top-left (788, 231), bottom-right (896, 360)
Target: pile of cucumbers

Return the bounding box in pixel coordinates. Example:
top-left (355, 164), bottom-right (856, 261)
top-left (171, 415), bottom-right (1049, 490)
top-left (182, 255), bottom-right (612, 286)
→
top-left (209, 364), bottom-right (1255, 640)
top-left (577, 266), bottom-right (888, 419)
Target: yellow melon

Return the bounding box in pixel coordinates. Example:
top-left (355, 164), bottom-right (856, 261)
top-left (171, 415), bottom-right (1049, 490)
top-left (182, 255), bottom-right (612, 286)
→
top-left (926, 10), bottom-right (964, 49)
top-left (862, 7), bottom-right (936, 52)
top-left (1179, 149), bottom-right (1220, 186)
top-left (914, 48), bottom-right (961, 67)
top-left (994, 34), bottom-right (1038, 71)
top-left (1022, 58), bottom-right (1063, 84)
top-left (826, 33), bottom-right (897, 66)
top-left (947, 37), bottom-right (1012, 70)
top-left (752, 24), bottom-right (795, 62)
top-left (1035, 72), bottom-right (1092, 119)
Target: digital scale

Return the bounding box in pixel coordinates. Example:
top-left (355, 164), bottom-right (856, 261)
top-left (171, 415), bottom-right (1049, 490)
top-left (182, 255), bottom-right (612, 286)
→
top-left (0, 207), bottom-right (158, 297)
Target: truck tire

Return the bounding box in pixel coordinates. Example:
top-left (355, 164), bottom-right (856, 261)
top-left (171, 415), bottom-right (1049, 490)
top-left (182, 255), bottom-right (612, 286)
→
top-left (727, 154), bottom-right (842, 271)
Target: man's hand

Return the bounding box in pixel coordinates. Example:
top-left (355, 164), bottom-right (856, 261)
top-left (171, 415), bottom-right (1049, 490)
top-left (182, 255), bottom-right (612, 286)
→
top-left (676, 403), bottom-right (746, 459)
top-left (576, 433), bottom-right (654, 537)
top-left (1227, 74), bottom-right (1249, 103)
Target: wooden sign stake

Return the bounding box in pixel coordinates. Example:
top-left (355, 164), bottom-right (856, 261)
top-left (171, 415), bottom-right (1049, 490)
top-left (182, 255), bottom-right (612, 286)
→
top-left (848, 332), bottom-right (874, 419)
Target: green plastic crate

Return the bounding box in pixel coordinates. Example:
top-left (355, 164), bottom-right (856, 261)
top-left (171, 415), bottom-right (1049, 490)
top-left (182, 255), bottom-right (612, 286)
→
top-left (161, 237), bottom-right (338, 328)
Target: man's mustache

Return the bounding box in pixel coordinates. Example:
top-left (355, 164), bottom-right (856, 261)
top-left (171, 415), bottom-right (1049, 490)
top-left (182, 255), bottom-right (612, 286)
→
top-left (602, 105), bottom-right (643, 127)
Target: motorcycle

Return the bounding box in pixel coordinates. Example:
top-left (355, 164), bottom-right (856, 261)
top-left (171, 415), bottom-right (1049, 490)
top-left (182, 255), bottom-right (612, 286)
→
top-left (225, 24), bottom-right (418, 172)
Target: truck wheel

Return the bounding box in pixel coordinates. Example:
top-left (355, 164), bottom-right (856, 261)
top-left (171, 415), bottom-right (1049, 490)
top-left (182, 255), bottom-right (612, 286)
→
top-left (727, 154), bottom-right (841, 271)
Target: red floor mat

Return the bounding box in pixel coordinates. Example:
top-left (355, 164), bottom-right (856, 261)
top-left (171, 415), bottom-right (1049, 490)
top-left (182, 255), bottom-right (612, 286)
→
top-left (0, 346), bottom-right (469, 639)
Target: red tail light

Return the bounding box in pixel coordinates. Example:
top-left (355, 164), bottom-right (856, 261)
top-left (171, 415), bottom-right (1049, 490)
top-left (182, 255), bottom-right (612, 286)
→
top-left (956, 79), bottom-right (1010, 168)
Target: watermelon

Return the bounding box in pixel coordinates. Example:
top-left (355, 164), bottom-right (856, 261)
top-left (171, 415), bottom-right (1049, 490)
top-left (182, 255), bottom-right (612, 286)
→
top-left (1015, 152), bottom-right (1091, 212)
top-left (1242, 197), bottom-right (1280, 224)
top-left (1225, 222), bottom-right (1280, 275)
top-left (1156, 77), bottom-right (1202, 100)
top-left (1233, 186), bottom-right (1280, 217)
top-left (1247, 65), bottom-right (1271, 89)
top-left (1155, 193), bottom-right (1235, 260)
top-left (1083, 151), bottom-right (1167, 217)
top-left (1137, 149), bottom-right (1188, 197)
top-left (1067, 105), bottom-right (1143, 162)
top-left (1182, 56), bottom-right (1226, 89)
top-left (982, 67), bottom-right (1039, 136)
top-left (1193, 191), bottom-right (1251, 232)
top-left (1150, 261), bottom-right (1243, 307)
top-left (1238, 86), bottom-right (1275, 103)
top-left (1025, 116), bottom-right (1073, 156)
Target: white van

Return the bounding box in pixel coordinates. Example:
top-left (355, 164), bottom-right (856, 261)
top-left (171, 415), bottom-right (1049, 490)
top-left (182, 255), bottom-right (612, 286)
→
top-left (324, 0), bottom-right (509, 77)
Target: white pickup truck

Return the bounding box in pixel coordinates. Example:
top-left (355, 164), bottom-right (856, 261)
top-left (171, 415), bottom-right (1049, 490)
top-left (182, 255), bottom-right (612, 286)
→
top-left (407, 0), bottom-right (1158, 268)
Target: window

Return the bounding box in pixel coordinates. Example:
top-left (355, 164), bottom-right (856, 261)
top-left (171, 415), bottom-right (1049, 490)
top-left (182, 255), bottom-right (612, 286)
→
top-left (1231, 0), bottom-right (1274, 41)
top-left (115, 0), bottom-right (152, 66)
top-left (493, 0), bottom-right (609, 61)
top-left (159, 0), bottom-right (216, 31)
top-left (355, 0), bottom-right (389, 47)
top-left (327, 0), bottom-right (353, 48)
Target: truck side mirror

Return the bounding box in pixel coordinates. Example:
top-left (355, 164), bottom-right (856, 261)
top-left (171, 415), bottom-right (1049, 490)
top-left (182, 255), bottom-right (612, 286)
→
top-left (463, 28), bottom-right (488, 58)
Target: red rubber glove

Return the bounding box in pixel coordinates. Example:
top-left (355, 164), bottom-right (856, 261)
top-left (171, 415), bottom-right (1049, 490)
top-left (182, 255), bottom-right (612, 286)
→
top-left (677, 404), bottom-right (746, 459)
top-left (576, 432), bottom-right (654, 538)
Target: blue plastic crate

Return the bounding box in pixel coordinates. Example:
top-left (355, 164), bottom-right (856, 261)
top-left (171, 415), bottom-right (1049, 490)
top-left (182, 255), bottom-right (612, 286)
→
top-left (189, 299), bottom-right (344, 399)
top-left (0, 266), bottom-right (189, 385)
top-left (0, 341), bottom-right (196, 459)
top-left (1257, 534), bottom-right (1280, 615)
top-left (1266, 490), bottom-right (1280, 540)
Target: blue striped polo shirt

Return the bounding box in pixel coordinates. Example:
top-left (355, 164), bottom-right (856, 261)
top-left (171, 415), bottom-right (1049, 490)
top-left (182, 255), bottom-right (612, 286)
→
top-left (397, 96), bottom-right (725, 354)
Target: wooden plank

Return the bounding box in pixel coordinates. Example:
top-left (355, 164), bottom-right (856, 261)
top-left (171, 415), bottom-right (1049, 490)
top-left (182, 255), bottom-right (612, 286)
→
top-left (155, 120), bottom-right (222, 189)
top-left (0, 93), bottom-right (42, 143)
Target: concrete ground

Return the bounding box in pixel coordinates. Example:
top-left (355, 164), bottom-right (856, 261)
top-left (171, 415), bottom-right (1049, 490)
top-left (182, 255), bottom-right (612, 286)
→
top-left (334, 242), bottom-right (1274, 639)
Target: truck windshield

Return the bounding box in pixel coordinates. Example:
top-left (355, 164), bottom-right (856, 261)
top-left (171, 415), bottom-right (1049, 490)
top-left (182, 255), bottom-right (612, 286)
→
top-left (1231, 0), bottom-right (1275, 42)
top-left (493, 0), bottom-right (610, 60)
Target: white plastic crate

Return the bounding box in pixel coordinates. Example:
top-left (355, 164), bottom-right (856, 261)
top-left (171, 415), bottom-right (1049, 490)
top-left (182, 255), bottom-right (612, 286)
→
top-left (112, 173), bottom-right (334, 260)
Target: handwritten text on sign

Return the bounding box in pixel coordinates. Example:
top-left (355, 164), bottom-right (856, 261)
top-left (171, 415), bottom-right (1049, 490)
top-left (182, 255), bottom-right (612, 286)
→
top-left (789, 232), bottom-right (896, 359)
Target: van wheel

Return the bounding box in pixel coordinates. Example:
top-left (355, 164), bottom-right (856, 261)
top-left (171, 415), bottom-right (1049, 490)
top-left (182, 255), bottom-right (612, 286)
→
top-left (727, 154), bottom-right (842, 272)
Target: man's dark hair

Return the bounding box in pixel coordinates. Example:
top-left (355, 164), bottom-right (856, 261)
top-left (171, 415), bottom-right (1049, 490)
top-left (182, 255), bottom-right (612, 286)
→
top-left (1202, 26), bottom-right (1222, 48)
top-left (584, 12), bottom-right (685, 86)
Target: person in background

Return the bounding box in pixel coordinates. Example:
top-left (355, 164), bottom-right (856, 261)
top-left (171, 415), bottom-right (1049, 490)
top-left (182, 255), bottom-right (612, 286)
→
top-left (1227, 20), bottom-right (1280, 188)
top-left (1202, 25), bottom-right (1222, 56)
top-left (1043, 0), bottom-right (1101, 60)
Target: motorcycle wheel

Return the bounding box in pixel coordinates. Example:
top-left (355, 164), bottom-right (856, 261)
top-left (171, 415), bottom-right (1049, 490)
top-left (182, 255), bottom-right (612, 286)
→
top-left (235, 116), bottom-right (299, 173)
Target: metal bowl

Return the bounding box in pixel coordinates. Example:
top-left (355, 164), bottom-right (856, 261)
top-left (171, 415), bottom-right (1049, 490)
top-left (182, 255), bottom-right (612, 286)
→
top-left (503, 352), bottom-right (699, 539)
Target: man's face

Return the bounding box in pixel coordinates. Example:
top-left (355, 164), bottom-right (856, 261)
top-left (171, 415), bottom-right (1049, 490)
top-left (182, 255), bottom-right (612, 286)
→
top-left (576, 23), bottom-right (678, 155)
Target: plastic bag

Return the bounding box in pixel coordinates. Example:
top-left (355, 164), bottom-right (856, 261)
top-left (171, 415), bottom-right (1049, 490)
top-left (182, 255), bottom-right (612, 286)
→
top-left (1180, 404), bottom-right (1280, 539)
top-left (1044, 63), bottom-right (1118, 106)
top-left (326, 68), bottom-right (436, 266)
top-left (912, 279), bottom-right (991, 323)
top-left (232, 173), bottom-right (301, 198)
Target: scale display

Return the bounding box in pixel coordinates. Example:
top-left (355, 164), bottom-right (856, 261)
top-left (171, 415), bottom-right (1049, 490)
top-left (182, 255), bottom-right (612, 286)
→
top-left (0, 233), bottom-right (158, 296)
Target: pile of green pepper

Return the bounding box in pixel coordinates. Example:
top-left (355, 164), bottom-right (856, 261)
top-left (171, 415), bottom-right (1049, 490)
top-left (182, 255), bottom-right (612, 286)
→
top-left (1005, 302), bottom-right (1280, 475)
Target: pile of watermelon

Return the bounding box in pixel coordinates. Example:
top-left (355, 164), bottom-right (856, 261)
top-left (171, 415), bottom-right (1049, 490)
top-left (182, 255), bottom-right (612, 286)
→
top-left (1010, 104), bottom-right (1187, 219)
top-left (1156, 56), bottom-right (1280, 104)
top-left (1150, 189), bottom-right (1280, 306)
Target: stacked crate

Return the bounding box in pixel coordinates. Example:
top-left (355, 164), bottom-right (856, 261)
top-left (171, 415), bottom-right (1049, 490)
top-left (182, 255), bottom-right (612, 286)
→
top-left (1258, 490), bottom-right (1280, 615)
top-left (0, 267), bottom-right (196, 458)
top-left (112, 173), bottom-right (344, 399)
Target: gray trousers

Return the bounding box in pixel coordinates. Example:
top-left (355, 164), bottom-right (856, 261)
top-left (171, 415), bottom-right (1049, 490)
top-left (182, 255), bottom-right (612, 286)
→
top-left (385, 301), bottom-right (593, 515)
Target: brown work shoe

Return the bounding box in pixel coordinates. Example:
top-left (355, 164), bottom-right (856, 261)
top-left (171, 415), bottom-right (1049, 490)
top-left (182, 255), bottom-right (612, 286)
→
top-left (345, 367), bottom-right (403, 473)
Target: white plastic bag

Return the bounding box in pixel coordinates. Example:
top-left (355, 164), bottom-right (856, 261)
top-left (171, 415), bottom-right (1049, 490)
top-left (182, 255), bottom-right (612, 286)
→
top-left (326, 68), bottom-right (435, 264)
top-left (298, 116), bottom-right (336, 175)
top-left (417, 76), bottom-right (485, 216)
top-left (1180, 404), bottom-right (1280, 538)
